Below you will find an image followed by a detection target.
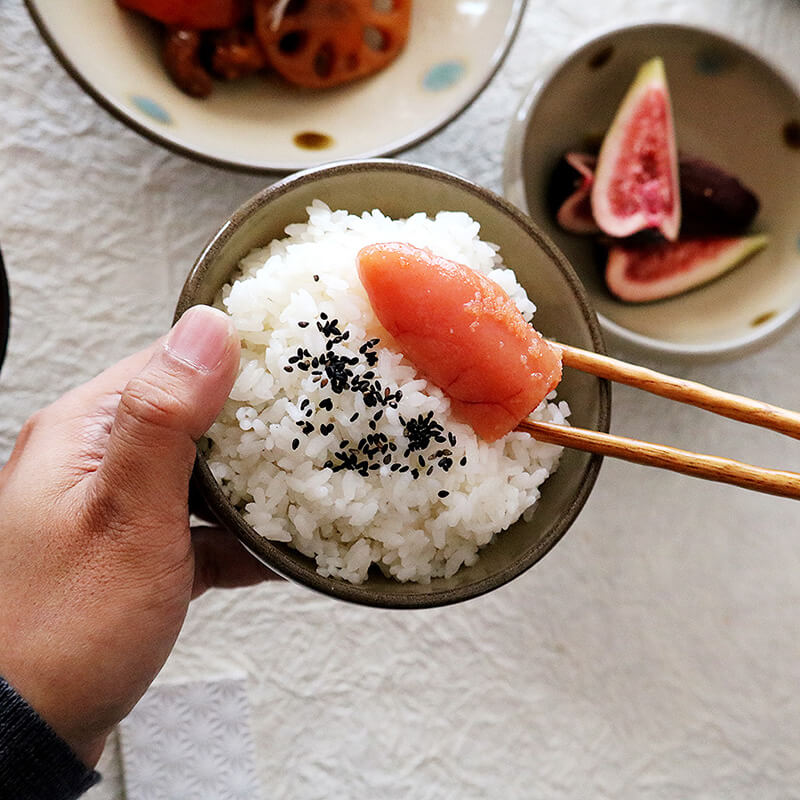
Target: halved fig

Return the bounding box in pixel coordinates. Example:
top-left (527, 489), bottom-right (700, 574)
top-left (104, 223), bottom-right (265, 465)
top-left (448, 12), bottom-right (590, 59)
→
top-left (605, 234), bottom-right (768, 303)
top-left (592, 57), bottom-right (681, 241)
top-left (552, 151), bottom-right (760, 237)
top-left (254, 0), bottom-right (411, 89)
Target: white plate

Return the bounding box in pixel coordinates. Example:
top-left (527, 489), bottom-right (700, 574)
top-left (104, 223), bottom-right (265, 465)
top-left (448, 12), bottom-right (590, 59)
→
top-left (26, 0), bottom-right (526, 173)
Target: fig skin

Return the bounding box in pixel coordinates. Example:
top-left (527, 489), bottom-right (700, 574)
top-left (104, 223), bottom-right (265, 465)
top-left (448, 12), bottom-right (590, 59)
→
top-left (678, 157), bottom-right (760, 236)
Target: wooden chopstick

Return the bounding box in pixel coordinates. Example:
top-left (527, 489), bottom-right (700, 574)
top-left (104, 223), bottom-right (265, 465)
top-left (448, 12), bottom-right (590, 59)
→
top-left (517, 418), bottom-right (800, 500)
top-left (551, 342), bottom-right (800, 440)
top-left (513, 342), bottom-right (800, 500)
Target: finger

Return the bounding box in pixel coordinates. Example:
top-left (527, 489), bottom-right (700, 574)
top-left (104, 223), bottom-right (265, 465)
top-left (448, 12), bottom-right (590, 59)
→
top-left (96, 306), bottom-right (239, 526)
top-left (191, 526), bottom-right (284, 599)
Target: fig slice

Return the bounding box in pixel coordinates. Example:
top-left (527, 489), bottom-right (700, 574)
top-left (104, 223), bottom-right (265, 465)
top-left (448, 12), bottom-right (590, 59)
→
top-left (554, 152), bottom-right (600, 234)
top-left (605, 234), bottom-right (768, 303)
top-left (592, 57), bottom-right (681, 241)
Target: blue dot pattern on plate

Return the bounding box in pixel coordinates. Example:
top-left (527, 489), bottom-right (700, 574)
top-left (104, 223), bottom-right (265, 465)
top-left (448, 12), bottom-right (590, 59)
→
top-left (131, 95), bottom-right (172, 124)
top-left (423, 61), bottom-right (466, 91)
top-left (695, 50), bottom-right (728, 76)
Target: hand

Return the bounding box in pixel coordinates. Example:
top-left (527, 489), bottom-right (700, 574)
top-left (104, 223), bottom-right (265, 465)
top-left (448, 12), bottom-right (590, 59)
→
top-left (0, 306), bottom-right (278, 768)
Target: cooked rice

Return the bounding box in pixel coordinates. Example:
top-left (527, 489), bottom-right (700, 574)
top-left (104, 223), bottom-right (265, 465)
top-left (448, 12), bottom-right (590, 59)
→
top-left (203, 201), bottom-right (569, 584)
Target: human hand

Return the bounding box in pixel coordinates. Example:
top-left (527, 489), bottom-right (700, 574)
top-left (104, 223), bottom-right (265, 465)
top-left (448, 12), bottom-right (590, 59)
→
top-left (0, 305), bottom-right (278, 768)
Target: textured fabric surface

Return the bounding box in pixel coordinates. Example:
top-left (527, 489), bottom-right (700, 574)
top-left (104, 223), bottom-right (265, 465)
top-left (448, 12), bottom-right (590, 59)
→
top-left (119, 676), bottom-right (260, 800)
top-left (0, 676), bottom-right (98, 799)
top-left (2, 2), bottom-right (800, 798)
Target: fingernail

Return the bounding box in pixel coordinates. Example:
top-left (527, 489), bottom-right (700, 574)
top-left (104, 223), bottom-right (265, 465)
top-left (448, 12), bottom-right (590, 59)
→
top-left (166, 306), bottom-right (236, 372)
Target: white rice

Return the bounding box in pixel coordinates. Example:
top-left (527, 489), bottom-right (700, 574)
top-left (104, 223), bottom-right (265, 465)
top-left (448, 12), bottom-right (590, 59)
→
top-left (203, 201), bottom-right (570, 584)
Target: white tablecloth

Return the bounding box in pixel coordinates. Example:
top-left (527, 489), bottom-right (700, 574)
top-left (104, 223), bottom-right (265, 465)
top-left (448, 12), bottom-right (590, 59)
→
top-left (2, 1), bottom-right (800, 797)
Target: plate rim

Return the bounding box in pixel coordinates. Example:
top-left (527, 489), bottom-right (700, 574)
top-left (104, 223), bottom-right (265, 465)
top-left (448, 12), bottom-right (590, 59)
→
top-left (24, 0), bottom-right (528, 175)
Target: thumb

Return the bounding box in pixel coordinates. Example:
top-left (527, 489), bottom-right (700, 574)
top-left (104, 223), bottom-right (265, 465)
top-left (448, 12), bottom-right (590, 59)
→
top-left (97, 305), bottom-right (239, 522)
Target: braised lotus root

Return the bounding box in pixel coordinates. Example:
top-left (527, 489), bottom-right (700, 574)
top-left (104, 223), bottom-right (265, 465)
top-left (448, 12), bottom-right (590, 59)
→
top-left (254, 0), bottom-right (411, 89)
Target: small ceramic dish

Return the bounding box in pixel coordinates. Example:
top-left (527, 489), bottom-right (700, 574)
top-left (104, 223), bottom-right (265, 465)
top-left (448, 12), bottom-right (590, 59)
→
top-left (504, 22), bottom-right (800, 358)
top-left (25, 0), bottom-right (526, 174)
top-left (176, 159), bottom-right (610, 608)
top-left (0, 248), bottom-right (8, 377)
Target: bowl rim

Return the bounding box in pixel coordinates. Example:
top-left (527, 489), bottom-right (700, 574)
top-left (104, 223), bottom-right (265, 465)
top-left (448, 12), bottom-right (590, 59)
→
top-left (502, 19), bottom-right (800, 359)
top-left (178, 158), bottom-right (610, 608)
top-left (24, 0), bottom-right (528, 175)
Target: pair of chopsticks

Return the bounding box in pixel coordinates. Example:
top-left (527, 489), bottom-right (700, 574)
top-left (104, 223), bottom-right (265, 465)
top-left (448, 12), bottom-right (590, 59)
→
top-left (516, 343), bottom-right (800, 500)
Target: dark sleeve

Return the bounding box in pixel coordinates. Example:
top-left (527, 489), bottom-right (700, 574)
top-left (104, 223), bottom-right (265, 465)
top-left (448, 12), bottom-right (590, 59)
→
top-left (0, 676), bottom-right (100, 800)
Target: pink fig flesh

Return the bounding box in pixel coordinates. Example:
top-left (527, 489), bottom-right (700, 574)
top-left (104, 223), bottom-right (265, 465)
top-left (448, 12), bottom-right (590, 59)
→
top-left (591, 57), bottom-right (681, 241)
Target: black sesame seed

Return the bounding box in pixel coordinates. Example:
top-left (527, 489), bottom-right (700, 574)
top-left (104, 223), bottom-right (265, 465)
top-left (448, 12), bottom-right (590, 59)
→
top-left (350, 412), bottom-right (359, 422)
top-left (411, 469), bottom-right (419, 480)
top-left (390, 463), bottom-right (400, 472)
top-left (320, 398), bottom-right (333, 411)
top-left (427, 467), bottom-right (434, 476)
top-left (399, 465), bottom-right (409, 473)
top-left (291, 438), bottom-right (300, 450)
top-left (300, 398), bottom-right (310, 410)
top-left (368, 420), bottom-right (376, 431)
top-left (459, 456), bottom-right (467, 466)
top-left (448, 432), bottom-right (457, 446)
top-left (383, 455), bottom-right (392, 465)
top-left (313, 275), bottom-right (320, 282)
top-left (320, 311), bottom-right (327, 319)
top-left (284, 366), bottom-right (293, 373)
top-left (438, 490), bottom-right (449, 498)
top-left (298, 320), bottom-right (309, 328)
top-left (302, 423), bottom-right (314, 434)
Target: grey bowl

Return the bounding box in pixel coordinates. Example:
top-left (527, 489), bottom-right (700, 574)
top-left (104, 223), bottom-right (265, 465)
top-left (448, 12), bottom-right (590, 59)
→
top-left (176, 159), bottom-right (610, 608)
top-left (504, 22), bottom-right (800, 358)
